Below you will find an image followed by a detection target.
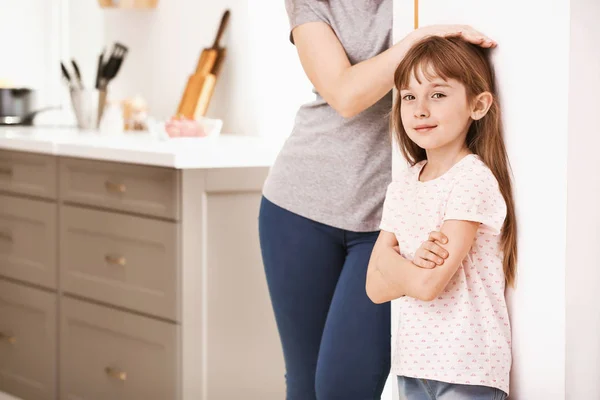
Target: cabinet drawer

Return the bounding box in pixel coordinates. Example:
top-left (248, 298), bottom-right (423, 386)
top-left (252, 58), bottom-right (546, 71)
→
top-left (60, 205), bottom-right (179, 320)
top-left (59, 157), bottom-right (180, 220)
top-left (0, 194), bottom-right (57, 288)
top-left (60, 297), bottom-right (178, 400)
top-left (0, 279), bottom-right (57, 400)
top-left (0, 150), bottom-right (57, 199)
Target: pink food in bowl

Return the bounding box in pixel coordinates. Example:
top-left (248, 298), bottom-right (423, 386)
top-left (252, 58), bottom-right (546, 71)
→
top-left (165, 116), bottom-right (207, 138)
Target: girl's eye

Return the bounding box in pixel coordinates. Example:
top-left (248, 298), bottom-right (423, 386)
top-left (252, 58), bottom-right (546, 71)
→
top-left (402, 94), bottom-right (415, 101)
top-left (432, 93), bottom-right (446, 99)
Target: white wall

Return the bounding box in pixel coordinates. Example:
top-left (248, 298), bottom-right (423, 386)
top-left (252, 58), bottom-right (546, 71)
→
top-left (247, 1), bottom-right (314, 139)
top-left (64, 0), bottom-right (312, 137)
top-left (393, 1), bottom-right (573, 398)
top-left (0, 0), bottom-right (312, 136)
top-left (565, 0), bottom-right (600, 398)
top-left (0, 0), bottom-right (62, 110)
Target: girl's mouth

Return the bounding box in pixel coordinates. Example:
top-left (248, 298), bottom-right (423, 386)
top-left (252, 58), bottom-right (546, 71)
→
top-left (414, 125), bottom-right (437, 133)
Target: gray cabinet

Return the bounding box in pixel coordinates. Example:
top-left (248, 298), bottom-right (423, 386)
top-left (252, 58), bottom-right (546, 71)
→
top-left (0, 279), bottom-right (57, 400)
top-left (60, 297), bottom-right (178, 400)
top-left (60, 206), bottom-right (179, 321)
top-left (0, 149), bottom-right (285, 400)
top-left (59, 157), bottom-right (180, 220)
top-left (0, 150), bottom-right (57, 199)
top-left (0, 194), bottom-right (57, 289)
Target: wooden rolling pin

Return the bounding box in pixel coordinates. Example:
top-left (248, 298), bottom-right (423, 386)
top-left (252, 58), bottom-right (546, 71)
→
top-left (177, 9), bottom-right (230, 119)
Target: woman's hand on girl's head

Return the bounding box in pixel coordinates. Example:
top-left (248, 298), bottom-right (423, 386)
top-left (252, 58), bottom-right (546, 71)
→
top-left (410, 25), bottom-right (497, 48)
top-left (412, 231), bottom-right (449, 269)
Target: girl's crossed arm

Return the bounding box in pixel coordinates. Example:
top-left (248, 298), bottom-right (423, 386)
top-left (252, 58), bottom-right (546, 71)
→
top-left (366, 219), bottom-right (479, 303)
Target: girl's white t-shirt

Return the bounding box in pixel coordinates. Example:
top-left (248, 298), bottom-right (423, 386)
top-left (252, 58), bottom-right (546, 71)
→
top-left (380, 154), bottom-right (511, 395)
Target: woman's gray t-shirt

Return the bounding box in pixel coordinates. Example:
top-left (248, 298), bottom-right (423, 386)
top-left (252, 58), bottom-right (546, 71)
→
top-left (262, 0), bottom-right (393, 232)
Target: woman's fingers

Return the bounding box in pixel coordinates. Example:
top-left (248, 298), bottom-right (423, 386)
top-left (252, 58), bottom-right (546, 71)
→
top-left (423, 24), bottom-right (497, 48)
top-left (456, 26), bottom-right (497, 47)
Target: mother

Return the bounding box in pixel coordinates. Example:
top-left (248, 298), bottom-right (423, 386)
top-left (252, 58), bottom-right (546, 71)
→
top-left (258, 1), bottom-right (496, 398)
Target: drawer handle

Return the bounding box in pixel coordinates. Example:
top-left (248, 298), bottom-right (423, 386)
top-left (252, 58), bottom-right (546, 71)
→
top-left (0, 332), bottom-right (16, 344)
top-left (0, 167), bottom-right (12, 176)
top-left (105, 254), bottom-right (126, 266)
top-left (0, 231), bottom-right (12, 242)
top-left (105, 181), bottom-right (126, 194)
top-left (105, 366), bottom-right (127, 381)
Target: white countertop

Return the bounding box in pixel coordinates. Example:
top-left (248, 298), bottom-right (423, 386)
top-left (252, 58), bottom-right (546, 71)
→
top-left (0, 127), bottom-right (284, 169)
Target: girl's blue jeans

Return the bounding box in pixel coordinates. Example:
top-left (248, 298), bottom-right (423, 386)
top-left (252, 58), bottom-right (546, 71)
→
top-left (397, 376), bottom-right (508, 400)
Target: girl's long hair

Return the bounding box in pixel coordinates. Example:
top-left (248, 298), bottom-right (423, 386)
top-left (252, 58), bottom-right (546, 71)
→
top-left (392, 36), bottom-right (517, 287)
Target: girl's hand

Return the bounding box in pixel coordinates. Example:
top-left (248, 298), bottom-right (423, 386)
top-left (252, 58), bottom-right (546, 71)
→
top-left (410, 24), bottom-right (497, 48)
top-left (412, 231), bottom-right (449, 269)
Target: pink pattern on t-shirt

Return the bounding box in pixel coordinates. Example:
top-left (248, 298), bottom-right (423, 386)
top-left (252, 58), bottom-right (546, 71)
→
top-left (380, 154), bottom-right (511, 396)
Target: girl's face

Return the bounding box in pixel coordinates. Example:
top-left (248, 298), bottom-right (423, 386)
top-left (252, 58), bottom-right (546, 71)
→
top-left (399, 65), bottom-right (473, 152)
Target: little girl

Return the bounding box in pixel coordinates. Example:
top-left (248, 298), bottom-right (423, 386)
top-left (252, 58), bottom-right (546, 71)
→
top-left (366, 36), bottom-right (517, 400)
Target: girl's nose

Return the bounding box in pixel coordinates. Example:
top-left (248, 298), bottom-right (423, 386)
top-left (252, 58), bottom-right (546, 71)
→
top-left (414, 101), bottom-right (429, 118)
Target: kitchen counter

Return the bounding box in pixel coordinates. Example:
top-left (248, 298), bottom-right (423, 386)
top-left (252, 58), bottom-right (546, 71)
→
top-left (0, 127), bottom-right (286, 400)
top-left (0, 126), bottom-right (284, 169)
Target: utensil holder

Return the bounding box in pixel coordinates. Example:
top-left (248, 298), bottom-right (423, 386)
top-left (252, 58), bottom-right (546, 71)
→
top-left (69, 88), bottom-right (107, 130)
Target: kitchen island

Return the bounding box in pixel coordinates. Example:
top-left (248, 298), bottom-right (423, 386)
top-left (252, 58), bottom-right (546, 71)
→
top-left (0, 127), bottom-right (286, 400)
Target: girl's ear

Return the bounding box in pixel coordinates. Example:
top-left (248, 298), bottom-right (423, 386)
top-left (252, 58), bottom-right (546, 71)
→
top-left (470, 92), bottom-right (493, 121)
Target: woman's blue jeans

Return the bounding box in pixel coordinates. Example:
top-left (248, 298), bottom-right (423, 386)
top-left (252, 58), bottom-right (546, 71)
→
top-left (258, 196), bottom-right (391, 400)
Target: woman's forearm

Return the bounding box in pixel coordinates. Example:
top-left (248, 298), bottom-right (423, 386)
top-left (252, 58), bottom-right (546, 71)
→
top-left (336, 36), bottom-right (416, 118)
top-left (337, 25), bottom-right (498, 117)
top-left (298, 23), bottom-right (496, 118)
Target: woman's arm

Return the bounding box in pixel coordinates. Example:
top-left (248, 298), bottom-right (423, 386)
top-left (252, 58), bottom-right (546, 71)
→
top-left (366, 220), bottom-right (479, 303)
top-left (292, 22), bottom-right (411, 118)
top-left (292, 23), bottom-right (496, 118)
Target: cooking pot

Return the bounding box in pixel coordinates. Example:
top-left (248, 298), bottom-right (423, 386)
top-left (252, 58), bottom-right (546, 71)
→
top-left (0, 87), bottom-right (59, 126)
